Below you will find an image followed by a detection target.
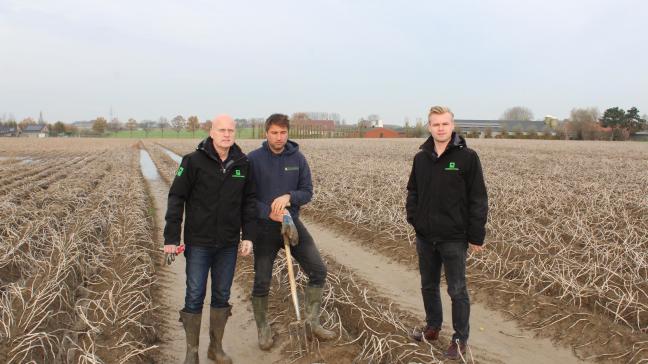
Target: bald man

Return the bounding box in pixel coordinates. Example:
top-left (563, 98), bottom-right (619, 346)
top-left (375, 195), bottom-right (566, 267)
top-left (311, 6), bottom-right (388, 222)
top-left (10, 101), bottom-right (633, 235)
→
top-left (164, 115), bottom-right (256, 364)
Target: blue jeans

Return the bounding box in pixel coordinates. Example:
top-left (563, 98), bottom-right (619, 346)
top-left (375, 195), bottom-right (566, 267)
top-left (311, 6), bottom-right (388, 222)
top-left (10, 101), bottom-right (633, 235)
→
top-left (183, 244), bottom-right (238, 313)
top-left (416, 237), bottom-right (470, 343)
top-left (252, 218), bottom-right (327, 297)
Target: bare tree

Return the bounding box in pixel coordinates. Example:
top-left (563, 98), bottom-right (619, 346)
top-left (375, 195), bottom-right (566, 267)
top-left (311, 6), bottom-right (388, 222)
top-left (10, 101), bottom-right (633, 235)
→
top-left (158, 117), bottom-right (169, 137)
top-left (186, 115), bottom-right (200, 138)
top-left (201, 120), bottom-right (211, 134)
top-left (171, 115), bottom-right (186, 137)
top-left (414, 119), bottom-right (426, 137)
top-left (141, 120), bottom-right (155, 138)
top-left (92, 117), bottom-right (108, 134)
top-left (291, 113), bottom-right (311, 138)
top-left (126, 118), bottom-right (137, 137)
top-left (19, 117), bottom-right (36, 130)
top-left (500, 106), bottom-right (534, 121)
top-left (568, 107), bottom-right (601, 140)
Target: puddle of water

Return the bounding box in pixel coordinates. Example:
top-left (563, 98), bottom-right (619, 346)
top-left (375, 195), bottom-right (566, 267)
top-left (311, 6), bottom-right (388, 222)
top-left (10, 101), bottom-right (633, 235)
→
top-left (161, 147), bottom-right (182, 164)
top-left (140, 149), bottom-right (161, 181)
top-left (0, 156), bottom-right (38, 164)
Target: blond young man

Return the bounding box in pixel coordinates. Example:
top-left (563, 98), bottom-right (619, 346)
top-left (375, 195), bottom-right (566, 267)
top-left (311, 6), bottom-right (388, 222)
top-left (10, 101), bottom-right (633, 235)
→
top-left (406, 106), bottom-right (488, 359)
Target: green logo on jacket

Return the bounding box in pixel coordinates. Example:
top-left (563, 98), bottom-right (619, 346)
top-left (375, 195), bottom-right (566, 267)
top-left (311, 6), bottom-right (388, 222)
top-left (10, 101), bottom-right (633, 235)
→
top-left (445, 162), bottom-right (459, 171)
top-left (176, 166), bottom-right (184, 176)
top-left (232, 169), bottom-right (245, 178)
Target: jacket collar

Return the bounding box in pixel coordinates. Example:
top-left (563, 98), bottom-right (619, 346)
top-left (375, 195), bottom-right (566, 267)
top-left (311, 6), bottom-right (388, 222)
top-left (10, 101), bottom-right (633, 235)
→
top-left (420, 132), bottom-right (466, 158)
top-left (197, 137), bottom-right (245, 162)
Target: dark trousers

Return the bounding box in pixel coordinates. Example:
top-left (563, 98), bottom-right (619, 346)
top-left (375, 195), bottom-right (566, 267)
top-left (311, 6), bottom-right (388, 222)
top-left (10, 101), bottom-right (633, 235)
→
top-left (252, 218), bottom-right (327, 297)
top-left (416, 237), bottom-right (470, 343)
top-left (183, 244), bottom-right (238, 313)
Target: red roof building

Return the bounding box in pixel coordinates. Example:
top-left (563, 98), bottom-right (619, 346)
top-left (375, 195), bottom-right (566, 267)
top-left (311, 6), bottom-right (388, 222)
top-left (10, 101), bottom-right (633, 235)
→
top-left (364, 127), bottom-right (400, 138)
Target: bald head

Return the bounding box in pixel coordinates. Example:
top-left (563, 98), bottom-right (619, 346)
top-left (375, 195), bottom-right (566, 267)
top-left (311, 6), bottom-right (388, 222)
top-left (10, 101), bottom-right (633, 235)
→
top-left (211, 114), bottom-right (235, 129)
top-left (210, 114), bottom-right (236, 152)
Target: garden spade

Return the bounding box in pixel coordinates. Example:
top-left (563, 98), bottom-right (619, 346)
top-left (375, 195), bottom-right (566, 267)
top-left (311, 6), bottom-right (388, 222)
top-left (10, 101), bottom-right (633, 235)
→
top-left (282, 211), bottom-right (309, 357)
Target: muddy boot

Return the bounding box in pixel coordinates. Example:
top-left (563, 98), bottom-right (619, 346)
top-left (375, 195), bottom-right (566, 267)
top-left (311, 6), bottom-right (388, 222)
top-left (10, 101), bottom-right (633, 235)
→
top-left (304, 286), bottom-right (336, 341)
top-left (179, 310), bottom-right (201, 364)
top-left (207, 306), bottom-right (233, 364)
top-left (252, 296), bottom-right (274, 350)
top-left (446, 340), bottom-right (467, 360)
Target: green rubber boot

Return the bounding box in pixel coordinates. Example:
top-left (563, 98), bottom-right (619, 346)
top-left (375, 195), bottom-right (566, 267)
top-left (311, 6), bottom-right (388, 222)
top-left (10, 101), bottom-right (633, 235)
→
top-left (207, 306), bottom-right (233, 364)
top-left (252, 296), bottom-right (274, 350)
top-left (179, 310), bottom-right (201, 364)
top-left (305, 286), bottom-right (336, 341)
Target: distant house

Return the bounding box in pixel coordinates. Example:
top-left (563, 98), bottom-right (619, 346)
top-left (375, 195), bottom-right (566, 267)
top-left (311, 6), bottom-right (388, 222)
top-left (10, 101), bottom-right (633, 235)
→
top-left (72, 120), bottom-right (95, 130)
top-left (454, 119), bottom-right (552, 136)
top-left (21, 124), bottom-right (49, 138)
top-left (630, 131), bottom-right (648, 142)
top-left (370, 120), bottom-right (384, 128)
top-left (364, 127), bottom-right (400, 138)
top-left (0, 125), bottom-right (19, 137)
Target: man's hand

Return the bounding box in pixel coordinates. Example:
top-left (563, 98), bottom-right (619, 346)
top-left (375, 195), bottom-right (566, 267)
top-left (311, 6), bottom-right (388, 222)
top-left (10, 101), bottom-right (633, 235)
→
top-left (269, 210), bottom-right (284, 222)
top-left (239, 240), bottom-right (252, 256)
top-left (469, 243), bottom-right (484, 253)
top-left (271, 194), bottom-right (291, 214)
top-left (269, 208), bottom-right (289, 222)
top-left (164, 244), bottom-right (178, 254)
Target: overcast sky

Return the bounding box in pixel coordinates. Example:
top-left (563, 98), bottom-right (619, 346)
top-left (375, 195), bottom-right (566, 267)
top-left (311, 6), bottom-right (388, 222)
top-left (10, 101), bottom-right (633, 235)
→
top-left (1, 0), bottom-right (646, 124)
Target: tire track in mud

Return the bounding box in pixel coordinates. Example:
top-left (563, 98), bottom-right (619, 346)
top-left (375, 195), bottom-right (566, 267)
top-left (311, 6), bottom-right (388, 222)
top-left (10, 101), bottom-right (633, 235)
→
top-left (303, 217), bottom-right (587, 364)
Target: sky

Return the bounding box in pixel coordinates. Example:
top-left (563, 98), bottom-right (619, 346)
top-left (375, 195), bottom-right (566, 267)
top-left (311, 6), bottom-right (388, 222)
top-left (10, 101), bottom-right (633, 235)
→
top-left (1, 0), bottom-right (647, 125)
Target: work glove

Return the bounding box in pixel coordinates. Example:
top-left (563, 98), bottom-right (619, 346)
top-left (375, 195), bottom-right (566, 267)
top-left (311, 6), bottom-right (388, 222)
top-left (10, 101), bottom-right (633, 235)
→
top-left (281, 212), bottom-right (299, 246)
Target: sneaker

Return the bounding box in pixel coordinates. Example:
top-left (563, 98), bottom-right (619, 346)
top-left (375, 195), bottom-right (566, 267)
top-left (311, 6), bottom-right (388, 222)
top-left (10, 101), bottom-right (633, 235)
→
top-left (445, 340), bottom-right (467, 360)
top-left (410, 325), bottom-right (440, 342)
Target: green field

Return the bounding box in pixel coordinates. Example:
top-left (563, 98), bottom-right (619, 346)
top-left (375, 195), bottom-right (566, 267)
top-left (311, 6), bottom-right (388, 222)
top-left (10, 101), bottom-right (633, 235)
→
top-left (108, 128), bottom-right (259, 139)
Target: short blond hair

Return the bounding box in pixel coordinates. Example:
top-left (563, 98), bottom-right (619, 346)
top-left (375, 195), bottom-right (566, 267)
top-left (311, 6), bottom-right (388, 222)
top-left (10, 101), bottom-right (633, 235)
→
top-left (428, 106), bottom-right (454, 123)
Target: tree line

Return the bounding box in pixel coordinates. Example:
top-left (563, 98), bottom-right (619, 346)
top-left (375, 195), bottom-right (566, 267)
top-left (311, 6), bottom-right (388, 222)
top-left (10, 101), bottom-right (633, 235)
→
top-left (2, 106), bottom-right (645, 140)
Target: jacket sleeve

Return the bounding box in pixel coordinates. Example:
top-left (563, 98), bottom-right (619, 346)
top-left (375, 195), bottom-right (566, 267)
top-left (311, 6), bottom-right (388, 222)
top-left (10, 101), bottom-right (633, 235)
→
top-left (241, 164), bottom-right (257, 242)
top-left (288, 154), bottom-right (313, 207)
top-left (163, 156), bottom-right (193, 245)
top-left (466, 152), bottom-right (488, 245)
top-left (405, 156), bottom-right (418, 226)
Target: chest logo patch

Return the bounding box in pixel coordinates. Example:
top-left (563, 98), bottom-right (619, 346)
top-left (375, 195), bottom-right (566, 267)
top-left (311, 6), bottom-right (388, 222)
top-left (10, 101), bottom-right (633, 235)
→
top-left (445, 162), bottom-right (459, 171)
top-left (176, 166), bottom-right (184, 176)
top-left (232, 169), bottom-right (245, 178)
top-left (285, 166), bottom-right (299, 171)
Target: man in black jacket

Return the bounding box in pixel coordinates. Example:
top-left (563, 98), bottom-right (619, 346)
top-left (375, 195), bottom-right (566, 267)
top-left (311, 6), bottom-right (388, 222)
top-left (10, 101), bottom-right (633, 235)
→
top-left (164, 114), bottom-right (256, 364)
top-left (406, 106), bottom-right (488, 360)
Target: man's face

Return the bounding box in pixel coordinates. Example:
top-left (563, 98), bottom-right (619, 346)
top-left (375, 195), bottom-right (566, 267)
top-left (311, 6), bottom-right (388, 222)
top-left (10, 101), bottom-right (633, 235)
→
top-left (210, 117), bottom-right (235, 150)
top-left (428, 112), bottom-right (454, 144)
top-left (266, 124), bottom-right (288, 153)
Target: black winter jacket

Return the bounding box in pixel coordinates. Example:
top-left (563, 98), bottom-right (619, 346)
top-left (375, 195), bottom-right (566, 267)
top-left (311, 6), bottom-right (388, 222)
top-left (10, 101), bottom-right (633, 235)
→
top-left (163, 138), bottom-right (256, 247)
top-left (406, 133), bottom-right (488, 245)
